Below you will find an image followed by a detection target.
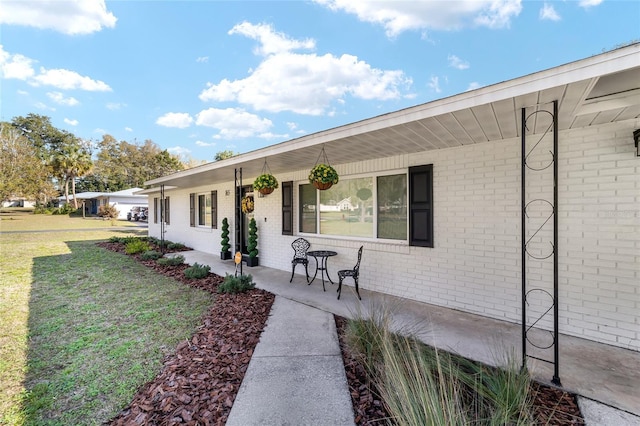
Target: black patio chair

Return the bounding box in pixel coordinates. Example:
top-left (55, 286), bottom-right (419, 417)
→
top-left (337, 245), bottom-right (363, 300)
top-left (290, 238), bottom-right (311, 283)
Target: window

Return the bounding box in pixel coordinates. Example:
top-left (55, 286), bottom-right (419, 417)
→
top-left (190, 191), bottom-right (217, 228)
top-left (298, 172), bottom-right (411, 242)
top-left (378, 174), bottom-right (407, 240)
top-left (319, 177), bottom-right (373, 237)
top-left (153, 197), bottom-right (158, 224)
top-left (299, 184), bottom-right (317, 233)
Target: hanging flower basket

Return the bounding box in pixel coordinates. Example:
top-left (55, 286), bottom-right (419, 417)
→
top-left (253, 173), bottom-right (278, 196)
top-left (309, 163), bottom-right (339, 191)
top-left (241, 196), bottom-right (254, 214)
top-left (313, 181), bottom-right (333, 190)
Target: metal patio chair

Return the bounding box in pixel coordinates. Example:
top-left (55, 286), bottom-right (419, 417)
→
top-left (337, 245), bottom-right (363, 300)
top-left (290, 238), bottom-right (311, 283)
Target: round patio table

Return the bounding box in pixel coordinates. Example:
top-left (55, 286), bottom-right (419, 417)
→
top-left (307, 250), bottom-right (337, 292)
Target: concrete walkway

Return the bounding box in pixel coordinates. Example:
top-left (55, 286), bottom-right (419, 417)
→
top-left (226, 297), bottom-right (354, 426)
top-left (175, 250), bottom-right (640, 425)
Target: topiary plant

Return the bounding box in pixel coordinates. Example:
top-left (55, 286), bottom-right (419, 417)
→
top-left (221, 217), bottom-right (231, 254)
top-left (248, 218), bottom-right (258, 259)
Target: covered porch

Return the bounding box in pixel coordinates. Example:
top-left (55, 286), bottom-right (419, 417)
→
top-left (173, 249), bottom-right (639, 420)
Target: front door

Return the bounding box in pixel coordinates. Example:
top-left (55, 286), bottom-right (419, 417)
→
top-left (235, 185), bottom-right (254, 254)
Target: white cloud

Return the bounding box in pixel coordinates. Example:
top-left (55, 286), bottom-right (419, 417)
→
top-left (540, 3), bottom-right (561, 21)
top-left (196, 56), bottom-right (209, 63)
top-left (200, 23), bottom-right (412, 116)
top-left (94, 128), bottom-right (106, 134)
top-left (34, 102), bottom-right (54, 111)
top-left (167, 146), bottom-right (191, 155)
top-left (31, 68), bottom-right (111, 91)
top-left (428, 75), bottom-right (441, 93)
top-left (579, 0), bottom-right (603, 7)
top-left (286, 122), bottom-right (298, 131)
top-left (64, 118), bottom-right (79, 126)
top-left (195, 107), bottom-right (273, 139)
top-left (156, 112), bottom-right (194, 128)
top-left (0, 45), bottom-right (36, 80)
top-left (314, 0), bottom-right (522, 36)
top-left (125, 127), bottom-right (133, 132)
top-left (0, 0), bottom-right (117, 35)
top-left (448, 54), bottom-right (469, 70)
top-left (467, 82), bottom-right (482, 91)
top-left (106, 102), bottom-right (125, 110)
top-left (195, 140), bottom-right (216, 147)
top-left (47, 91), bottom-right (79, 106)
top-left (229, 21), bottom-right (315, 56)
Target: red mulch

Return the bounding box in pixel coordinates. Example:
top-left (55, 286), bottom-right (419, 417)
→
top-left (99, 240), bottom-right (584, 425)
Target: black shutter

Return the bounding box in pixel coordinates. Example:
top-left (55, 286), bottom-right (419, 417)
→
top-left (282, 181), bottom-right (293, 235)
top-left (409, 165), bottom-right (433, 247)
top-left (189, 193), bottom-right (195, 227)
top-left (211, 190), bottom-right (218, 229)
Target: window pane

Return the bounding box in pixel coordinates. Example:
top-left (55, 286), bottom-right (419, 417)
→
top-left (320, 177), bottom-right (373, 237)
top-left (198, 194), bottom-right (205, 226)
top-left (205, 194), bottom-right (212, 227)
top-left (299, 184), bottom-right (317, 233)
top-left (377, 174), bottom-right (407, 240)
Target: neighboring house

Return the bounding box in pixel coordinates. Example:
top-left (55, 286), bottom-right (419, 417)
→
top-left (60, 188), bottom-right (147, 219)
top-left (1, 199), bottom-right (35, 208)
top-left (142, 45), bottom-right (639, 356)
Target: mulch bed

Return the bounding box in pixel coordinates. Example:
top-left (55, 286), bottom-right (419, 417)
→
top-left (99, 240), bottom-right (584, 425)
top-left (335, 315), bottom-right (585, 425)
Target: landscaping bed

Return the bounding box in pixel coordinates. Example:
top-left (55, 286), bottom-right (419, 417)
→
top-left (101, 239), bottom-right (583, 425)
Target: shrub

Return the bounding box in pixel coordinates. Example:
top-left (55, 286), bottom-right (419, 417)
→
top-left (157, 255), bottom-right (185, 266)
top-left (125, 239), bottom-right (151, 255)
top-left (140, 250), bottom-right (162, 261)
top-left (98, 204), bottom-right (119, 219)
top-left (184, 262), bottom-right (210, 279)
top-left (167, 242), bottom-right (186, 250)
top-left (218, 273), bottom-right (256, 294)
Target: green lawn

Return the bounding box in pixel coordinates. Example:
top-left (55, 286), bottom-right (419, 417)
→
top-left (0, 212), bottom-right (213, 425)
top-left (0, 209), bottom-right (141, 232)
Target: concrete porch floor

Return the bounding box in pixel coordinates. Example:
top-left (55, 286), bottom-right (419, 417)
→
top-left (177, 250), bottom-right (639, 422)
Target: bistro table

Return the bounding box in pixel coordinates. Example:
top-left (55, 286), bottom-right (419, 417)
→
top-left (307, 250), bottom-right (338, 291)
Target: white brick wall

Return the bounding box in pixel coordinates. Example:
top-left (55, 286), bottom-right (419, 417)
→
top-left (148, 118), bottom-right (639, 351)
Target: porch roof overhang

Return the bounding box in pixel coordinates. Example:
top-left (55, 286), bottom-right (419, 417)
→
top-left (146, 44), bottom-right (640, 190)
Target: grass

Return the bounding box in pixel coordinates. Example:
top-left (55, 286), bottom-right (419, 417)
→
top-left (0, 208), bottom-right (140, 232)
top-left (346, 303), bottom-right (533, 426)
top-left (0, 211), bottom-right (214, 425)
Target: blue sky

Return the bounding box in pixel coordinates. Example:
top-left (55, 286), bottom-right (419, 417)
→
top-left (1, 0), bottom-right (638, 162)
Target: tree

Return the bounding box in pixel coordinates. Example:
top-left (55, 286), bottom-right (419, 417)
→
top-left (89, 136), bottom-right (184, 190)
top-left (0, 123), bottom-right (56, 203)
top-left (50, 137), bottom-right (93, 208)
top-left (214, 150), bottom-right (236, 161)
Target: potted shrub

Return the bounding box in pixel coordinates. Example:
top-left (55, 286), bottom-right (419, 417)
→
top-left (246, 217), bottom-right (259, 267)
top-left (309, 163), bottom-right (339, 190)
top-left (241, 195), bottom-right (254, 213)
top-left (253, 173), bottom-right (278, 195)
top-left (220, 217), bottom-right (231, 260)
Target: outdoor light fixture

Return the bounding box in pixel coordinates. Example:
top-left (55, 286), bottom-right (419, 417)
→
top-left (634, 129), bottom-right (640, 157)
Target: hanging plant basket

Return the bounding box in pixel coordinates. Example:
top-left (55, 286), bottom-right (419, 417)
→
top-left (309, 146), bottom-right (339, 191)
top-left (312, 181), bottom-right (333, 191)
top-left (258, 186), bottom-right (275, 195)
top-left (253, 160), bottom-right (278, 196)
